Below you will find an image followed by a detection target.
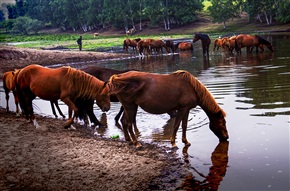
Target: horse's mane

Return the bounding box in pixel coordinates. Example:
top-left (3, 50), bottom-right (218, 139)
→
top-left (174, 70), bottom-right (226, 116)
top-left (255, 35), bottom-right (271, 45)
top-left (65, 67), bottom-right (104, 100)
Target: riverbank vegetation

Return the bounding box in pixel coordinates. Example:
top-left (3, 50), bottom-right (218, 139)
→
top-left (1, 0), bottom-right (290, 50)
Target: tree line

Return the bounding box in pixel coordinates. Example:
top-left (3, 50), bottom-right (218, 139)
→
top-left (0, 0), bottom-right (289, 34)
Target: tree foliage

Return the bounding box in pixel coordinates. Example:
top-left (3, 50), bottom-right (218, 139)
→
top-left (13, 16), bottom-right (43, 34)
top-left (2, 0), bottom-right (290, 33)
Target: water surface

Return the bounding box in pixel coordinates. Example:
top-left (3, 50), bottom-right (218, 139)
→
top-left (1, 34), bottom-right (289, 190)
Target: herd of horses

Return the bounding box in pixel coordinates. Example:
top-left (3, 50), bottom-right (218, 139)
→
top-left (3, 63), bottom-right (229, 148)
top-left (3, 33), bottom-right (274, 148)
top-left (123, 33), bottom-right (274, 56)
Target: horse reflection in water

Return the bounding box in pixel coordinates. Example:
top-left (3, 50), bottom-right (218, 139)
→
top-left (102, 70), bottom-right (228, 148)
top-left (178, 141), bottom-right (229, 191)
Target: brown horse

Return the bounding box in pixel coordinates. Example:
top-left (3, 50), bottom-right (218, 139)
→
top-left (123, 38), bottom-right (141, 53)
top-left (3, 70), bottom-right (66, 119)
top-left (149, 39), bottom-right (169, 54)
top-left (137, 39), bottom-right (153, 55)
top-left (175, 42), bottom-right (193, 51)
top-left (165, 40), bottom-right (175, 53)
top-left (3, 70), bottom-right (21, 117)
top-left (193, 33), bottom-right (211, 56)
top-left (81, 66), bottom-right (132, 123)
top-left (102, 70), bottom-right (229, 148)
top-left (213, 37), bottom-right (228, 51)
top-left (16, 64), bottom-right (110, 128)
top-left (235, 34), bottom-right (274, 54)
top-left (223, 36), bottom-right (236, 53)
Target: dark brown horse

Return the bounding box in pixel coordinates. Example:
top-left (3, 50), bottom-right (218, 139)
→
top-left (81, 66), bottom-right (132, 123)
top-left (165, 40), bottom-right (175, 53)
top-left (235, 34), bottom-right (274, 54)
top-left (123, 38), bottom-right (141, 53)
top-left (16, 64), bottom-right (110, 128)
top-left (193, 33), bottom-right (211, 56)
top-left (102, 70), bottom-right (228, 148)
top-left (175, 42), bottom-right (193, 51)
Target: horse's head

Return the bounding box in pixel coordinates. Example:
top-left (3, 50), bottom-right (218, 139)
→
top-left (192, 34), bottom-right (199, 43)
top-left (209, 110), bottom-right (229, 141)
top-left (95, 82), bottom-right (111, 112)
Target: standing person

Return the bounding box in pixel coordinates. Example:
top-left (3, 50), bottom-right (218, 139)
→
top-left (77, 36), bottom-right (82, 51)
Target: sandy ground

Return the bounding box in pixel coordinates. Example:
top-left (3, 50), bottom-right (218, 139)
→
top-left (0, 46), bottom-right (191, 190)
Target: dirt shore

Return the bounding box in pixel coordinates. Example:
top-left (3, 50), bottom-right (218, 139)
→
top-left (0, 46), bottom-right (191, 190)
top-left (0, 45), bottom-right (129, 78)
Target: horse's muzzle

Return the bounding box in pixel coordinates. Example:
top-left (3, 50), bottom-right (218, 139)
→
top-left (102, 105), bottom-right (110, 112)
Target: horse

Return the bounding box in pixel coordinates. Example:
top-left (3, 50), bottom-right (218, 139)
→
top-left (93, 33), bottom-right (99, 38)
top-left (3, 70), bottom-right (65, 118)
top-left (174, 42), bottom-right (193, 51)
top-left (137, 39), bottom-right (152, 55)
top-left (15, 64), bottom-right (110, 129)
top-left (3, 70), bottom-right (21, 117)
top-left (213, 37), bottom-right (228, 51)
top-left (193, 33), bottom-right (211, 56)
top-left (81, 66), bottom-right (132, 123)
top-left (123, 38), bottom-right (141, 53)
top-left (101, 70), bottom-right (229, 148)
top-left (223, 36), bottom-right (236, 53)
top-left (149, 39), bottom-right (168, 54)
top-left (165, 40), bottom-right (175, 53)
top-left (235, 34), bottom-right (274, 54)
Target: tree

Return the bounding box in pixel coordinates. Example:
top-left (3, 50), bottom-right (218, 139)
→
top-left (208, 0), bottom-right (242, 29)
top-left (13, 16), bottom-right (43, 34)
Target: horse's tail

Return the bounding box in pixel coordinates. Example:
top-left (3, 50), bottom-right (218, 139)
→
top-left (2, 72), bottom-right (9, 92)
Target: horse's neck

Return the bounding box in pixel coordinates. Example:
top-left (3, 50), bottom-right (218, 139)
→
top-left (197, 85), bottom-right (221, 117)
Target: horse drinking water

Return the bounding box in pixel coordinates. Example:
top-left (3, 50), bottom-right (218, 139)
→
top-left (16, 64), bottom-right (110, 128)
top-left (102, 70), bottom-right (229, 148)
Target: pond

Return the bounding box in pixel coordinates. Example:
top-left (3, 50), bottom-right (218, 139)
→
top-left (1, 34), bottom-right (289, 190)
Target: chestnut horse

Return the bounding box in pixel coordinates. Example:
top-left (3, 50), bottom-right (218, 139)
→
top-left (174, 42), bottom-right (193, 51)
top-left (3, 70), bottom-right (65, 118)
top-left (213, 37), bottom-right (228, 51)
top-left (3, 70), bottom-right (21, 117)
top-left (102, 70), bottom-right (229, 148)
top-left (193, 33), bottom-right (211, 56)
top-left (123, 38), bottom-right (141, 53)
top-left (137, 39), bottom-right (154, 55)
top-left (223, 36), bottom-right (236, 53)
top-left (16, 64), bottom-right (110, 128)
top-left (149, 39), bottom-right (168, 54)
top-left (235, 34), bottom-right (274, 54)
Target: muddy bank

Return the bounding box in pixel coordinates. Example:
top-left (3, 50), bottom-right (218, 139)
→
top-left (0, 46), bottom-right (129, 77)
top-left (0, 108), bottom-right (191, 190)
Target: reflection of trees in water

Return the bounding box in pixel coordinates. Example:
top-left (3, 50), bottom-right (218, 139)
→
top-left (178, 141), bottom-right (229, 191)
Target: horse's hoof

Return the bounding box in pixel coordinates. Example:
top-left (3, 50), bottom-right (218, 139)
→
top-left (135, 142), bottom-right (142, 149)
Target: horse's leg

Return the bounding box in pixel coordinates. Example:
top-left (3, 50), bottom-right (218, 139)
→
top-left (114, 106), bottom-right (124, 123)
top-left (181, 110), bottom-right (191, 146)
top-left (61, 97), bottom-right (78, 128)
top-left (50, 101), bottom-right (58, 118)
top-left (84, 100), bottom-right (103, 127)
top-left (12, 90), bottom-right (21, 117)
top-left (120, 113), bottom-right (131, 142)
top-left (122, 103), bottom-right (141, 147)
top-left (170, 109), bottom-right (187, 147)
top-left (4, 89), bottom-right (9, 112)
top-left (26, 96), bottom-right (40, 128)
top-left (54, 101), bottom-right (65, 119)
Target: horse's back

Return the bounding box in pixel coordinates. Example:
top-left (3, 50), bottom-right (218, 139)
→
top-left (82, 66), bottom-right (125, 81)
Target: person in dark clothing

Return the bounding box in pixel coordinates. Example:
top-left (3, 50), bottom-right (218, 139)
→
top-left (77, 36), bottom-right (82, 51)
